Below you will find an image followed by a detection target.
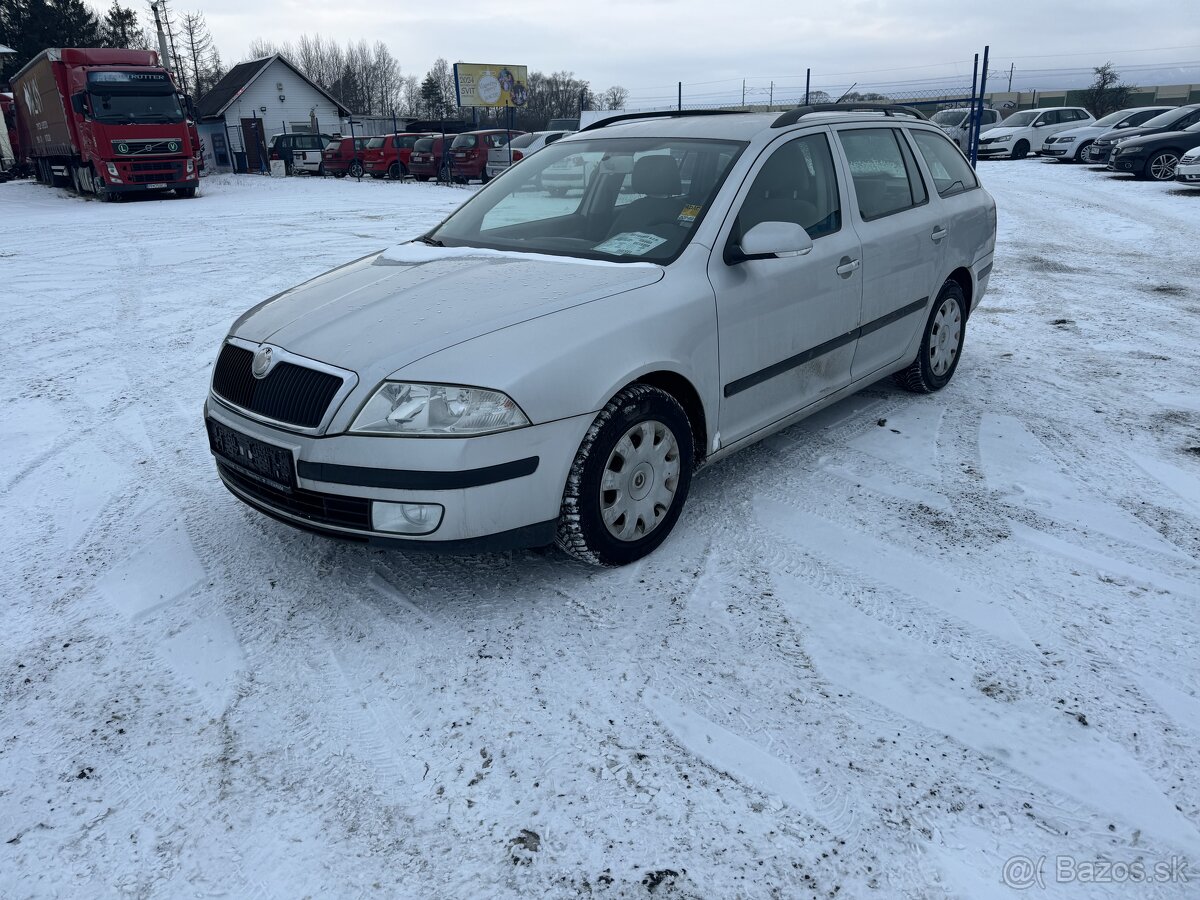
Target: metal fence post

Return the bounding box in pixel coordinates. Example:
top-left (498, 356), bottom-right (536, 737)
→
top-left (972, 46), bottom-right (990, 168)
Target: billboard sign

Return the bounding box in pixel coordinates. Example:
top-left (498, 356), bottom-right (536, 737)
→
top-left (454, 63), bottom-right (529, 108)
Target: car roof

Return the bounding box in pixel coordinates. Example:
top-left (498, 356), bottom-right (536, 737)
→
top-left (562, 109), bottom-right (940, 144)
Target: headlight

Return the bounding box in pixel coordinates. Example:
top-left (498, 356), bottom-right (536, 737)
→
top-left (1057, 136), bottom-right (1076, 143)
top-left (992, 135), bottom-right (1011, 143)
top-left (350, 382), bottom-right (530, 436)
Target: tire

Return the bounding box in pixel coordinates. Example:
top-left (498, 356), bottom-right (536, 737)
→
top-left (333, 171), bottom-right (346, 179)
top-left (894, 280), bottom-right (967, 393)
top-left (1073, 141), bottom-right (1092, 163)
top-left (284, 162), bottom-right (294, 176)
top-left (349, 161), bottom-right (363, 178)
top-left (438, 163), bottom-right (451, 182)
top-left (176, 186), bottom-right (197, 198)
top-left (388, 162), bottom-right (404, 179)
top-left (1010, 140), bottom-right (1030, 160)
top-left (1142, 150), bottom-right (1180, 182)
top-left (556, 385), bottom-right (694, 567)
top-left (317, 163), bottom-right (326, 177)
top-left (480, 168), bottom-right (491, 184)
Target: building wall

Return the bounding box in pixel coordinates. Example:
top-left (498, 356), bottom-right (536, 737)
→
top-left (219, 59), bottom-right (343, 155)
top-left (984, 84), bottom-right (1200, 113)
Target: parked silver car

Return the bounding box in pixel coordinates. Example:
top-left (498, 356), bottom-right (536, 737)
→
top-left (205, 107), bottom-right (997, 565)
top-left (930, 107), bottom-right (1001, 150)
top-left (1040, 106), bottom-right (1172, 162)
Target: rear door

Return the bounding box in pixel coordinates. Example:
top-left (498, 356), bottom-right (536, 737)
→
top-left (709, 130), bottom-right (863, 445)
top-left (833, 125), bottom-right (940, 381)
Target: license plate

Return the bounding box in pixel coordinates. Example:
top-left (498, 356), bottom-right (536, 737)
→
top-left (207, 419), bottom-right (295, 490)
top-left (145, 182), bottom-right (167, 189)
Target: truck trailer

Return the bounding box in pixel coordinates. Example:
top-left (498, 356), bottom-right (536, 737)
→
top-left (10, 48), bottom-right (198, 199)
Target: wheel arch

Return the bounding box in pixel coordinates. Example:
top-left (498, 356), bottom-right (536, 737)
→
top-left (622, 370), bottom-right (709, 464)
top-left (946, 266), bottom-right (974, 318)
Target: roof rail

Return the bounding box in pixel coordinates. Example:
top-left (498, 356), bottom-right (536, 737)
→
top-left (771, 103), bottom-right (927, 128)
top-left (579, 109), bottom-right (743, 132)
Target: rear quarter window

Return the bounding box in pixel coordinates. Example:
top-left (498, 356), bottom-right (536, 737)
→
top-left (910, 130), bottom-right (979, 197)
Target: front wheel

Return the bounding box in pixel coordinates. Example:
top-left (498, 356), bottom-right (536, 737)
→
top-left (1143, 150), bottom-right (1180, 181)
top-left (1073, 141), bottom-right (1093, 162)
top-left (557, 385), bottom-right (694, 567)
top-left (175, 186), bottom-right (197, 198)
top-left (895, 280), bottom-right (967, 393)
top-left (1010, 140), bottom-right (1030, 160)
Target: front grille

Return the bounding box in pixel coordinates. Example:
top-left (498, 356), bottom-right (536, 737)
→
top-left (127, 160), bottom-right (185, 183)
top-left (218, 463), bottom-right (372, 530)
top-left (212, 343), bottom-right (344, 429)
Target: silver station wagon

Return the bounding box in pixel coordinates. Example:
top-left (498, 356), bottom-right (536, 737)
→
top-left (204, 105), bottom-right (997, 566)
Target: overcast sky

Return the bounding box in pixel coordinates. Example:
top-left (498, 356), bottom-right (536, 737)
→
top-left (172, 0), bottom-right (1199, 103)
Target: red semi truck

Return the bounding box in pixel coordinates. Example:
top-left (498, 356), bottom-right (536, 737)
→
top-left (11, 48), bottom-right (198, 199)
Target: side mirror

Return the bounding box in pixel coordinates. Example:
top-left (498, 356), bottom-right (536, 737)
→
top-left (71, 93), bottom-right (88, 116)
top-left (736, 221), bottom-right (814, 261)
top-left (1032, 121), bottom-right (1046, 128)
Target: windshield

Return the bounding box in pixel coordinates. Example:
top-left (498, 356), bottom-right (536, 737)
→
top-left (452, 134), bottom-right (478, 149)
top-left (931, 110), bottom-right (968, 126)
top-left (88, 90), bottom-right (183, 124)
top-left (367, 137), bottom-right (386, 149)
top-left (1142, 109), bottom-right (1189, 128)
top-left (430, 136), bottom-right (745, 264)
top-left (1093, 110), bottom-right (1132, 127)
top-left (1001, 111), bottom-right (1038, 127)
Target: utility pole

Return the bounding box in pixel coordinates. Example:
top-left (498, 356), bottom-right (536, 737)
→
top-left (149, 2), bottom-right (171, 73)
top-left (677, 82), bottom-right (682, 111)
top-left (972, 45), bottom-right (990, 168)
top-left (769, 81), bottom-right (773, 108)
top-left (741, 79), bottom-right (745, 107)
top-left (1008, 63), bottom-right (1015, 92)
top-left (805, 68), bottom-right (810, 105)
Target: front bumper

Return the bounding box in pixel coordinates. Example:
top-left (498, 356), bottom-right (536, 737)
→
top-left (104, 178), bottom-right (194, 193)
top-left (204, 397), bottom-right (592, 550)
top-left (1088, 145), bottom-right (1114, 163)
top-left (975, 143), bottom-right (1011, 157)
top-left (1107, 153), bottom-right (1144, 173)
top-left (1175, 161), bottom-right (1200, 184)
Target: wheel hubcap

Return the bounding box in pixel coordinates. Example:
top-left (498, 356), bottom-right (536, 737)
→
top-left (600, 420), bottom-right (681, 542)
top-left (929, 297), bottom-right (963, 377)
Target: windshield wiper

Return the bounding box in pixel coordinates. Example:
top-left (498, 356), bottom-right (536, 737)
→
top-left (416, 235), bottom-right (444, 247)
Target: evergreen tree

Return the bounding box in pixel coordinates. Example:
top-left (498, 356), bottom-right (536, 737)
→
top-left (0, 0), bottom-right (101, 82)
top-left (101, 0), bottom-right (141, 49)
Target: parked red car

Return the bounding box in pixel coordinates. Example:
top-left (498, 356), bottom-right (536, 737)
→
top-left (322, 136), bottom-right (370, 177)
top-left (362, 132), bottom-right (432, 179)
top-left (408, 135), bottom-right (458, 182)
top-left (449, 129), bottom-right (526, 182)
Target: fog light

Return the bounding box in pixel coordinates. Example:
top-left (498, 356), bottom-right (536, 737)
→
top-left (105, 162), bottom-right (120, 178)
top-left (372, 501), bottom-right (444, 535)
top-left (186, 158), bottom-right (195, 174)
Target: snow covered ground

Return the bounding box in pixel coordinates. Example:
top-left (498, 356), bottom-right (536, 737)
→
top-left (2, 163), bottom-right (1199, 899)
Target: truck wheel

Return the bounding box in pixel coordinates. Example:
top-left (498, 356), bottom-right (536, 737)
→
top-left (557, 385), bottom-right (694, 567)
top-left (176, 186), bottom-right (197, 198)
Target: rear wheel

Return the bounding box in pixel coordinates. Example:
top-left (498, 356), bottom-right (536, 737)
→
top-left (1142, 150), bottom-right (1180, 181)
top-left (895, 280), bottom-right (967, 393)
top-left (333, 171), bottom-right (346, 179)
top-left (348, 161), bottom-right (363, 178)
top-left (1010, 140), bottom-right (1030, 160)
top-left (556, 385), bottom-right (694, 567)
top-left (388, 162), bottom-right (406, 179)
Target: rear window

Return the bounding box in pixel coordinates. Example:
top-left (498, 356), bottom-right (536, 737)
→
top-left (367, 137), bottom-right (386, 149)
top-left (396, 136), bottom-right (419, 149)
top-left (508, 133), bottom-right (538, 149)
top-left (452, 134), bottom-right (478, 149)
top-left (414, 138), bottom-right (435, 152)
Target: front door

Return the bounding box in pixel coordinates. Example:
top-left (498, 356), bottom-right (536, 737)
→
top-left (833, 125), bottom-right (941, 381)
top-left (709, 131), bottom-right (863, 447)
top-left (240, 118), bottom-right (266, 172)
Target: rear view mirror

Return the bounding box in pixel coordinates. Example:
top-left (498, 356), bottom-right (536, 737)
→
top-left (738, 221), bottom-right (814, 260)
top-left (71, 93), bottom-right (87, 116)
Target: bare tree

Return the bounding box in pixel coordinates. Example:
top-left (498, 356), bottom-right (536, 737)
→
top-left (1082, 63), bottom-right (1134, 118)
top-left (179, 11), bottom-right (220, 97)
top-left (598, 85), bottom-right (629, 110)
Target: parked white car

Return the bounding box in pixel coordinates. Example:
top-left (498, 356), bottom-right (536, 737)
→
top-left (976, 107), bottom-right (1094, 159)
top-left (929, 107), bottom-right (1001, 150)
top-left (1177, 145), bottom-right (1200, 186)
top-left (1040, 106), bottom-right (1172, 162)
top-left (205, 107), bottom-right (996, 565)
top-left (486, 130), bottom-right (569, 179)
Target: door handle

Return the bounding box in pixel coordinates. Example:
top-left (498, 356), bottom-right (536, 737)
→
top-left (836, 257), bottom-right (860, 277)
top-left (931, 226), bottom-right (948, 241)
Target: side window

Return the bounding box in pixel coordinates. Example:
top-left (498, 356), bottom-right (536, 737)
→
top-left (838, 127), bottom-right (927, 221)
top-left (986, 110), bottom-right (1001, 125)
top-left (911, 130), bottom-right (979, 197)
top-left (731, 133), bottom-right (842, 246)
top-left (1179, 109), bottom-right (1200, 129)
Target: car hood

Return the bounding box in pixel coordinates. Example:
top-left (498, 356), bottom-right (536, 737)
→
top-left (1112, 129), bottom-right (1200, 151)
top-left (1102, 125), bottom-right (1163, 143)
top-left (229, 244), bottom-right (664, 388)
top-left (980, 126), bottom-right (1023, 139)
top-left (1052, 124), bottom-right (1105, 140)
